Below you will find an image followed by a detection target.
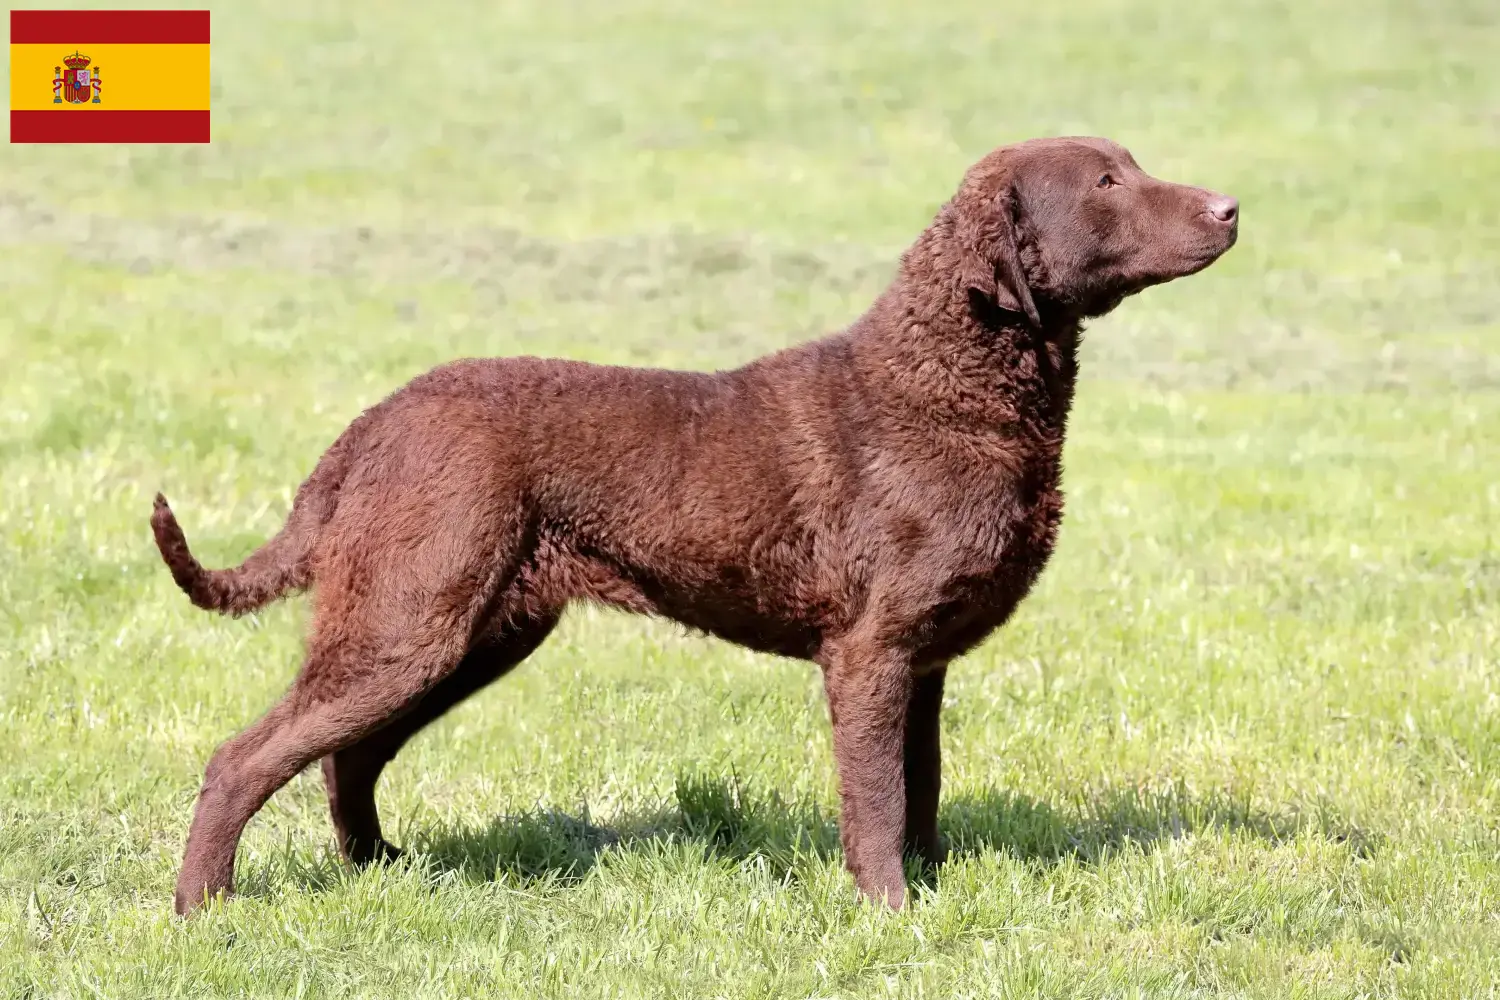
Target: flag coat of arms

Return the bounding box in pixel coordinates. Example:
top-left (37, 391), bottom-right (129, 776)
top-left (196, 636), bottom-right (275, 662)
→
top-left (10, 9), bottom-right (210, 142)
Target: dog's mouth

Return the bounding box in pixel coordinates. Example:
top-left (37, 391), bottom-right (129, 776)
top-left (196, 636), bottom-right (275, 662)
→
top-left (1176, 231), bottom-right (1238, 275)
top-left (1108, 237), bottom-right (1235, 300)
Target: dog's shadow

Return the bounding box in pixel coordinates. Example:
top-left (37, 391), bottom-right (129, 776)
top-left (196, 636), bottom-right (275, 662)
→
top-left (288, 773), bottom-right (1377, 895)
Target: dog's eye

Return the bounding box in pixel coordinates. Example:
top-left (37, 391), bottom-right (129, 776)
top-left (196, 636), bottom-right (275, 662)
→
top-left (1097, 173), bottom-right (1115, 189)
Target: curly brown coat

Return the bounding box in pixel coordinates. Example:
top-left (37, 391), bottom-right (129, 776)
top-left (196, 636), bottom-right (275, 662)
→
top-left (154, 136), bottom-right (1238, 914)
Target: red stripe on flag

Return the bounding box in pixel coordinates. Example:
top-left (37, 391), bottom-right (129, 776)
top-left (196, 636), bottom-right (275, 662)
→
top-left (9, 9), bottom-right (210, 44)
top-left (11, 110), bottom-right (210, 143)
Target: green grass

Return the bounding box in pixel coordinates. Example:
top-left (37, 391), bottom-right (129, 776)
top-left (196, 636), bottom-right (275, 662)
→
top-left (2, 0), bottom-right (1498, 995)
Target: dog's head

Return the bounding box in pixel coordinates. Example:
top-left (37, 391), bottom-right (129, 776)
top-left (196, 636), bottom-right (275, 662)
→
top-left (949, 136), bottom-right (1238, 325)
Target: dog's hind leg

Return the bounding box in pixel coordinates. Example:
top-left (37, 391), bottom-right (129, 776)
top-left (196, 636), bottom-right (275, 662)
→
top-left (173, 498), bottom-right (530, 915)
top-left (173, 616), bottom-right (484, 915)
top-left (320, 611), bottom-right (561, 866)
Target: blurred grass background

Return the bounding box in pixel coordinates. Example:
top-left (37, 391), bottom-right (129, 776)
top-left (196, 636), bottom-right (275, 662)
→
top-left (1, 0), bottom-right (1498, 996)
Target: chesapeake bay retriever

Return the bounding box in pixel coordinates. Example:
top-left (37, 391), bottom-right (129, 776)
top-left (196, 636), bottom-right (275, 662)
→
top-left (153, 136), bottom-right (1238, 914)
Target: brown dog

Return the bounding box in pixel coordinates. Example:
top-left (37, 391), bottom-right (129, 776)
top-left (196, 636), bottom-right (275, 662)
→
top-left (153, 136), bottom-right (1237, 915)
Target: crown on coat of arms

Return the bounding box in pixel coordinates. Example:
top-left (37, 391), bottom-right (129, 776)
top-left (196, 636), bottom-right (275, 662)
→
top-left (63, 52), bottom-right (91, 70)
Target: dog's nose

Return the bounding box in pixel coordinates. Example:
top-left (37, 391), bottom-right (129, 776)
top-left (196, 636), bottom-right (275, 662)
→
top-left (1206, 195), bottom-right (1238, 225)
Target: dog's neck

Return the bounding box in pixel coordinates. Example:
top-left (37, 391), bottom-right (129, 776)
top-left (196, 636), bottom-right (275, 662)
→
top-left (849, 235), bottom-right (1081, 445)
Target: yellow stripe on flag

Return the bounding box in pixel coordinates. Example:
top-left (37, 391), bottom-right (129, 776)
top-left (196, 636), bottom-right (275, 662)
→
top-left (10, 43), bottom-right (209, 111)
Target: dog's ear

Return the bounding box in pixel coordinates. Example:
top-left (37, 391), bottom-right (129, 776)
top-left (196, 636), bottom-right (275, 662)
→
top-left (957, 183), bottom-right (1041, 329)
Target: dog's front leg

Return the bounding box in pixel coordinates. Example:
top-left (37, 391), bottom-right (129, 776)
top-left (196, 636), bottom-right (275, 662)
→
top-left (903, 664), bottom-right (948, 869)
top-left (820, 634), bottom-right (913, 909)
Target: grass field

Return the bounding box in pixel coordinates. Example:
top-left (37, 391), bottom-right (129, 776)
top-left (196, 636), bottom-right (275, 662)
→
top-left (3, 0), bottom-right (1499, 995)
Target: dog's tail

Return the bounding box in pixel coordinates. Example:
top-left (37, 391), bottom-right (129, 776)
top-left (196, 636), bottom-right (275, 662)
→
top-left (151, 420), bottom-right (363, 616)
top-left (150, 493), bottom-right (320, 616)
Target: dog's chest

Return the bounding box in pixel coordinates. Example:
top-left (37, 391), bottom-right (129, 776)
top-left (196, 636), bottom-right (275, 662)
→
top-left (964, 453), bottom-right (1065, 583)
top-left (907, 431), bottom-right (1069, 664)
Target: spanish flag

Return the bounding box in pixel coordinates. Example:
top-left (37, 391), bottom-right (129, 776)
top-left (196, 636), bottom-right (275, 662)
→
top-left (10, 9), bottom-right (209, 143)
